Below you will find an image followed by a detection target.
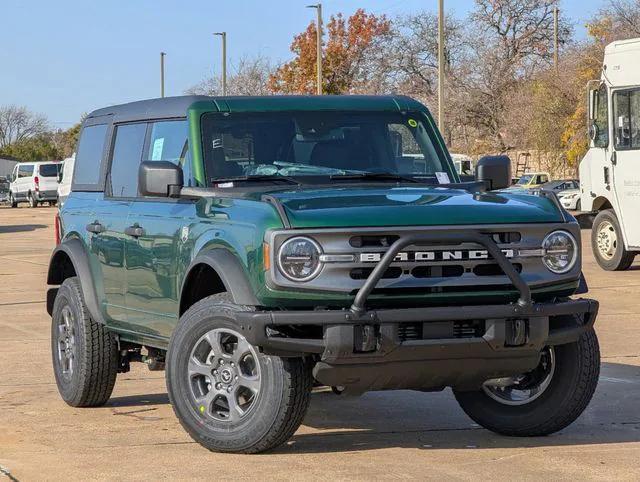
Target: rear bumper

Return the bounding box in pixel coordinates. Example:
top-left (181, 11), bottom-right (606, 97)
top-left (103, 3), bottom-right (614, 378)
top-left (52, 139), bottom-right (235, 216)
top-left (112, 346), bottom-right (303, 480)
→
top-left (236, 298), bottom-right (598, 392)
top-left (35, 190), bottom-right (57, 201)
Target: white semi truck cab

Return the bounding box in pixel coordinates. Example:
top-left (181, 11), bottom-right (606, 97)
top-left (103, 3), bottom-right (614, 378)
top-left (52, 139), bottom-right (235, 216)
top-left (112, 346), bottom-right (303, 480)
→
top-left (580, 38), bottom-right (640, 270)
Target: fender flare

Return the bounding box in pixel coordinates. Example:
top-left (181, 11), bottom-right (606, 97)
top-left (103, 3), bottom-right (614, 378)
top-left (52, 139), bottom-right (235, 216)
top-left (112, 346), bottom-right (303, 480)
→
top-left (181, 249), bottom-right (260, 307)
top-left (47, 238), bottom-right (105, 324)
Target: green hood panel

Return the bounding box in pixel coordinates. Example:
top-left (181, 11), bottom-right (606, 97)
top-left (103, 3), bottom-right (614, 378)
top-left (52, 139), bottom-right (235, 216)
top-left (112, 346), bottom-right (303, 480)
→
top-left (269, 187), bottom-right (563, 228)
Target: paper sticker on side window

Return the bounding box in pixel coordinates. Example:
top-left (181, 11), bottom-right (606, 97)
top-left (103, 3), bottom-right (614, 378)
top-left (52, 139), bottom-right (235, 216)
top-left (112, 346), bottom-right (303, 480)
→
top-left (152, 138), bottom-right (165, 160)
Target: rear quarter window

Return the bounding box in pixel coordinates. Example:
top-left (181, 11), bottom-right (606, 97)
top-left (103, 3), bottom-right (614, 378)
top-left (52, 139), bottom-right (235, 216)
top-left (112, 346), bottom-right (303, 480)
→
top-left (39, 164), bottom-right (60, 177)
top-left (73, 123), bottom-right (109, 188)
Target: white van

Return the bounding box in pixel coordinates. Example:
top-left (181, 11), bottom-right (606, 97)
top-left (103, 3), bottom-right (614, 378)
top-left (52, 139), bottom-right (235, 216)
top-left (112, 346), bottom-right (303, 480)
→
top-left (56, 156), bottom-right (75, 208)
top-left (8, 161), bottom-right (61, 208)
top-left (579, 38), bottom-right (640, 270)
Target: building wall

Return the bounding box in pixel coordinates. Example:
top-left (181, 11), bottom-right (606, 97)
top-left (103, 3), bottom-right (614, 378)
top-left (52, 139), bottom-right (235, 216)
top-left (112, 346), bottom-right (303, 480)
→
top-left (0, 158), bottom-right (19, 178)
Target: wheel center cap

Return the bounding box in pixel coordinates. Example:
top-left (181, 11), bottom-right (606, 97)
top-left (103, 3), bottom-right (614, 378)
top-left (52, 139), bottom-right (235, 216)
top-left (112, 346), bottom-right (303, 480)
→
top-left (220, 368), bottom-right (233, 383)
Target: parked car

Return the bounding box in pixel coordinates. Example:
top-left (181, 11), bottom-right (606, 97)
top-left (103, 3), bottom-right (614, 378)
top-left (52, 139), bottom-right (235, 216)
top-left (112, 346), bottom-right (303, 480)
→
top-left (539, 180), bottom-right (582, 211)
top-left (450, 153), bottom-right (475, 181)
top-left (0, 176), bottom-right (9, 203)
top-left (57, 156), bottom-right (75, 208)
top-left (48, 95), bottom-right (600, 454)
top-left (580, 37), bottom-right (640, 271)
top-left (509, 172), bottom-right (551, 190)
top-left (8, 161), bottom-right (61, 207)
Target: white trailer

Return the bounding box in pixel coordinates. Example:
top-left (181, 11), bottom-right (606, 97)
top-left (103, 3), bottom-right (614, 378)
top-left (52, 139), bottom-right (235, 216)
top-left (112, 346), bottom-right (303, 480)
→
top-left (580, 38), bottom-right (640, 270)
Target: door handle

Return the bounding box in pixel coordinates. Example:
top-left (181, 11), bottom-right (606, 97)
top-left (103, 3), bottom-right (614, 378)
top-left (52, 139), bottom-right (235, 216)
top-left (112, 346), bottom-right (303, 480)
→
top-left (124, 225), bottom-right (145, 238)
top-left (86, 221), bottom-right (105, 234)
top-left (604, 166), bottom-right (610, 188)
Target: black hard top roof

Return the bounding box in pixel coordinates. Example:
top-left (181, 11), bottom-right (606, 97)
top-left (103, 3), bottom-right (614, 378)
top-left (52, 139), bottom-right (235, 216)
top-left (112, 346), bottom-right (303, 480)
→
top-left (85, 95), bottom-right (425, 123)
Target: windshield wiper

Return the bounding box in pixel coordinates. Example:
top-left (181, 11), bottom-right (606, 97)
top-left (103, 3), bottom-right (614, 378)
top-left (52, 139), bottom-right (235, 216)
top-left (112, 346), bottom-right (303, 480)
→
top-left (211, 175), bottom-right (301, 185)
top-left (330, 172), bottom-right (420, 183)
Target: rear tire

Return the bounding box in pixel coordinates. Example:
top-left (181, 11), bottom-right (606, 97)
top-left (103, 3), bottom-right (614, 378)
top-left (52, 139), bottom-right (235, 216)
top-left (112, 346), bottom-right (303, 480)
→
top-left (454, 329), bottom-right (600, 436)
top-left (166, 294), bottom-right (313, 453)
top-left (28, 192), bottom-right (37, 208)
top-left (591, 209), bottom-right (635, 271)
top-left (51, 277), bottom-right (119, 407)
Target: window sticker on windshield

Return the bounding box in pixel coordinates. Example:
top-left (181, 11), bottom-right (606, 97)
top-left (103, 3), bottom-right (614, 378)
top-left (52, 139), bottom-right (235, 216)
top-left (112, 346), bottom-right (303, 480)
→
top-left (407, 119), bottom-right (418, 128)
top-left (436, 171), bottom-right (450, 184)
top-left (151, 138), bottom-right (165, 160)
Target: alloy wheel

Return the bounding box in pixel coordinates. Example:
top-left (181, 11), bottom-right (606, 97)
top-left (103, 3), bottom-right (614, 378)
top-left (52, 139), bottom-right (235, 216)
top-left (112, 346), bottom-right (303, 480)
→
top-left (482, 346), bottom-right (556, 406)
top-left (187, 328), bottom-right (261, 422)
top-left (56, 305), bottom-right (76, 380)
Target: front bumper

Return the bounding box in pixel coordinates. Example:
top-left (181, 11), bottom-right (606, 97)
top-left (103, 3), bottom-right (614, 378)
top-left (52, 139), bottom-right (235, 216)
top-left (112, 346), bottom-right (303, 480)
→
top-left (237, 298), bottom-right (597, 392)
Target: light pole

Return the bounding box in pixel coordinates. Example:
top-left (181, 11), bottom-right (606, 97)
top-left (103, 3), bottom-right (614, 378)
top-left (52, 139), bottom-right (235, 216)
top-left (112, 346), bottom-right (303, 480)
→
top-left (214, 32), bottom-right (227, 95)
top-left (437, 0), bottom-right (445, 137)
top-left (160, 52), bottom-right (166, 98)
top-left (553, 6), bottom-right (559, 70)
top-left (306, 4), bottom-right (323, 95)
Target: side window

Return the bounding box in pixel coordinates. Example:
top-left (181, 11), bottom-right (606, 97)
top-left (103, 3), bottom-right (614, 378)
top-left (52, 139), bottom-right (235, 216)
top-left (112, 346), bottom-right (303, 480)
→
top-left (74, 124), bottom-right (108, 186)
top-left (18, 165), bottom-right (34, 178)
top-left (109, 123), bottom-right (146, 197)
top-left (144, 120), bottom-right (192, 185)
top-left (613, 89), bottom-right (640, 150)
top-left (593, 84), bottom-right (609, 148)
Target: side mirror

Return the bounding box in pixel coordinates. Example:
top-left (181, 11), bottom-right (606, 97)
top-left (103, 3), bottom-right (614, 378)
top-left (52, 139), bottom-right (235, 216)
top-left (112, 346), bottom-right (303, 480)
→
top-left (589, 89), bottom-right (598, 121)
top-left (57, 171), bottom-right (63, 183)
top-left (476, 155), bottom-right (512, 191)
top-left (138, 161), bottom-right (183, 197)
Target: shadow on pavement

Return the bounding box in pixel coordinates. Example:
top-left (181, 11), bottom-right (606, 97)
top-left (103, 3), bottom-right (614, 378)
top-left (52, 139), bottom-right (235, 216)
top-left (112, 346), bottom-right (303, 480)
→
top-left (103, 361), bottom-right (640, 453)
top-left (0, 224), bottom-right (48, 233)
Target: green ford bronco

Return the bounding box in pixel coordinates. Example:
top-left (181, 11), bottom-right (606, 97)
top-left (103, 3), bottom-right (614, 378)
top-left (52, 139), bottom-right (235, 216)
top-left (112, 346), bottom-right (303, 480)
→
top-left (47, 95), bottom-right (600, 453)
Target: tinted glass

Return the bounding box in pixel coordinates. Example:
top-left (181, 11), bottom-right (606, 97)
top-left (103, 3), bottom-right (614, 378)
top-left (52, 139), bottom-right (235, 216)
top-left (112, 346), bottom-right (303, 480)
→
top-left (75, 124), bottom-right (108, 185)
top-left (614, 89), bottom-right (640, 149)
top-left (593, 84), bottom-right (609, 148)
top-left (109, 123), bottom-right (146, 197)
top-left (201, 112), bottom-right (448, 185)
top-left (39, 164), bottom-right (60, 177)
top-left (18, 165), bottom-right (34, 177)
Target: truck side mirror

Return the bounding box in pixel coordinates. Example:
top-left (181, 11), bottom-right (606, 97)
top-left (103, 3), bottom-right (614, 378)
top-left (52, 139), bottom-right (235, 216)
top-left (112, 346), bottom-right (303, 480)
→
top-left (589, 89), bottom-right (598, 121)
top-left (138, 161), bottom-right (183, 198)
top-left (475, 155), bottom-right (512, 191)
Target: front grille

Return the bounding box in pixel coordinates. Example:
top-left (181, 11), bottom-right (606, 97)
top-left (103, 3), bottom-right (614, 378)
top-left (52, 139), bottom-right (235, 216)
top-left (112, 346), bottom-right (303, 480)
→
top-left (350, 267), bottom-right (402, 280)
top-left (473, 263), bottom-right (523, 277)
top-left (398, 320), bottom-right (486, 342)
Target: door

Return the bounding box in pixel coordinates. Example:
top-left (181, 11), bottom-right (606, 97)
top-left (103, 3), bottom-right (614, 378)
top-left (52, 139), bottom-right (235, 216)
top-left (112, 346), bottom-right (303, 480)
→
top-left (15, 164), bottom-right (33, 198)
top-left (92, 122), bottom-right (146, 331)
top-left (125, 119), bottom-right (192, 339)
top-left (584, 83), bottom-right (612, 207)
top-left (611, 88), bottom-right (640, 248)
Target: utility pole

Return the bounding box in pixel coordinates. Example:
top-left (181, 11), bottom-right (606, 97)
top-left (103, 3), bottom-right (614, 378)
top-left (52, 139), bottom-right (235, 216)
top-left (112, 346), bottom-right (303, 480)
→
top-left (214, 32), bottom-right (227, 95)
top-left (160, 52), bottom-right (166, 98)
top-left (307, 4), bottom-right (323, 95)
top-left (437, 0), bottom-right (445, 137)
top-left (553, 6), bottom-right (559, 70)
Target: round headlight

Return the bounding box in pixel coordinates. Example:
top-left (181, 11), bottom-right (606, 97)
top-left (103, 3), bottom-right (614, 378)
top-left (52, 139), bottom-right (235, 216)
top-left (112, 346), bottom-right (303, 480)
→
top-left (542, 230), bottom-right (578, 274)
top-left (277, 236), bottom-right (322, 281)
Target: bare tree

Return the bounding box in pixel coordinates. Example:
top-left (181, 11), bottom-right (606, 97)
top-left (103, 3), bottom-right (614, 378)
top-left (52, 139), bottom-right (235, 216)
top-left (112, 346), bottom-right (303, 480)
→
top-left (602, 0), bottom-right (640, 38)
top-left (0, 105), bottom-right (48, 149)
top-left (187, 55), bottom-right (275, 96)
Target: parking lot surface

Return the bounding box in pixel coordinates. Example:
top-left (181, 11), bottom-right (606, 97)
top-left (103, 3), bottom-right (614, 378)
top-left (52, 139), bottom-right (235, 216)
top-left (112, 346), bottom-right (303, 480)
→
top-left (1, 206), bottom-right (639, 481)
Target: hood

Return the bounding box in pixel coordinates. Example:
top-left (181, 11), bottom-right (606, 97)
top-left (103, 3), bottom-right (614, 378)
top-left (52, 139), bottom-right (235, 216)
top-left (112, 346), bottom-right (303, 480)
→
top-left (266, 186), bottom-right (563, 228)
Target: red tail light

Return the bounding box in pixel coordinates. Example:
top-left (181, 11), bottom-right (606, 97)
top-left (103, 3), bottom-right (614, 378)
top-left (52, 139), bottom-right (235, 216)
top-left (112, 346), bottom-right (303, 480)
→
top-left (54, 213), bottom-right (61, 245)
top-left (34, 176), bottom-right (39, 190)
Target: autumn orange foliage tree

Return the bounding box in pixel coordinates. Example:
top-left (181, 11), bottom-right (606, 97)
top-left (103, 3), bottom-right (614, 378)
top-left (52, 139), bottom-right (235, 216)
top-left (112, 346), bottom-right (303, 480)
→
top-left (269, 9), bottom-right (391, 95)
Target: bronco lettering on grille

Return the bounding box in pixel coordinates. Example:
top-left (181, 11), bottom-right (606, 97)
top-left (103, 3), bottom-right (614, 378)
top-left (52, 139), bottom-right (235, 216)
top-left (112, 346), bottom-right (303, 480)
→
top-left (359, 249), bottom-right (515, 263)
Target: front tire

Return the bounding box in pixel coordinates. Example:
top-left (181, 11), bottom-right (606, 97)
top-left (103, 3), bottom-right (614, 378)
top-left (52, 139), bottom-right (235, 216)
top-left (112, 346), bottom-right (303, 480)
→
top-left (454, 329), bottom-right (600, 436)
top-left (51, 277), bottom-right (119, 407)
top-left (8, 192), bottom-right (17, 208)
top-left (166, 295), bottom-right (313, 453)
top-left (591, 209), bottom-right (635, 271)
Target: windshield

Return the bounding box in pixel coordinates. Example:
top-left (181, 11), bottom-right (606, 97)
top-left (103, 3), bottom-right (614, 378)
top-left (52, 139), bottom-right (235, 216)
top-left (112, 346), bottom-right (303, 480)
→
top-left (516, 175), bottom-right (533, 185)
top-left (201, 112), bottom-right (450, 185)
top-left (39, 163), bottom-right (60, 177)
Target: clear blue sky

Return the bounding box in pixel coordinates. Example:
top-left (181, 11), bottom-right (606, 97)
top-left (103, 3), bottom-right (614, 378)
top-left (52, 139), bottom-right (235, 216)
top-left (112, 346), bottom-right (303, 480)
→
top-left (1, 0), bottom-right (604, 129)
